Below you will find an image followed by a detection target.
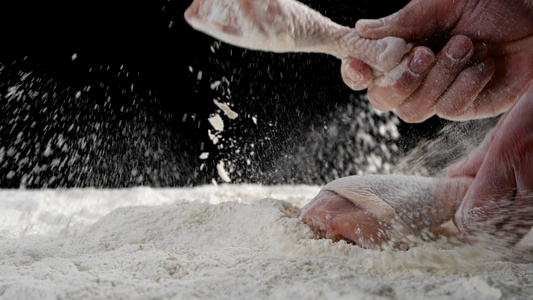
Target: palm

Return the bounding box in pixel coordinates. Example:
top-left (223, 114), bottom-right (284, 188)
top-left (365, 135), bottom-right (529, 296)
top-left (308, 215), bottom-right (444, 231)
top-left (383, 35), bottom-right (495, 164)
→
top-left (449, 0), bottom-right (533, 43)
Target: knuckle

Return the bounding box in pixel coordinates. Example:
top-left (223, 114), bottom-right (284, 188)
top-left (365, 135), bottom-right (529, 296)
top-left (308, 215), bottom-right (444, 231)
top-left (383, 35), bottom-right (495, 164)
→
top-left (435, 96), bottom-right (475, 120)
top-left (395, 104), bottom-right (427, 123)
top-left (368, 95), bottom-right (394, 112)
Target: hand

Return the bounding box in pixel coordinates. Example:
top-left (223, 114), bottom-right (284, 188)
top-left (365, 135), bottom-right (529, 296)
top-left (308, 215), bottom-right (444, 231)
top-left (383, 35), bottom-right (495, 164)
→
top-left (448, 82), bottom-right (533, 247)
top-left (341, 0), bottom-right (533, 122)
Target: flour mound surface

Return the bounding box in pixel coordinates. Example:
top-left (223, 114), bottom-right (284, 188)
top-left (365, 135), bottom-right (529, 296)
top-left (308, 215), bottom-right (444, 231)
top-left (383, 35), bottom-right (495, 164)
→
top-left (1, 187), bottom-right (532, 299)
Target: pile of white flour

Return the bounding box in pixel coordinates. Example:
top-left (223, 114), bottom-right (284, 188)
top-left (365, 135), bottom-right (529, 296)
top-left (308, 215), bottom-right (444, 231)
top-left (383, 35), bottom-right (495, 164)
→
top-left (1, 185), bottom-right (532, 299)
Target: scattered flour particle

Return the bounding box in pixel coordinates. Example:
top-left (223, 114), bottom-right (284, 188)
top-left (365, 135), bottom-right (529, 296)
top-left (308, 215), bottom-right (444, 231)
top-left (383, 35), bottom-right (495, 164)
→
top-left (216, 160), bottom-right (231, 182)
top-left (379, 124), bottom-right (387, 136)
top-left (208, 129), bottom-right (219, 145)
top-left (208, 114), bottom-right (224, 131)
top-left (20, 72), bottom-right (31, 81)
top-left (6, 85), bottom-right (23, 101)
top-left (71, 53), bottom-right (78, 60)
top-left (199, 152), bottom-right (209, 160)
top-left (197, 71), bottom-right (203, 81)
top-left (214, 99), bottom-right (238, 119)
top-left (51, 159), bottom-right (61, 167)
top-left (75, 91), bottom-right (82, 99)
top-left (6, 170), bottom-right (15, 179)
top-left (43, 144), bottom-right (53, 157)
top-left (210, 81), bottom-right (221, 90)
top-left (252, 116), bottom-right (258, 125)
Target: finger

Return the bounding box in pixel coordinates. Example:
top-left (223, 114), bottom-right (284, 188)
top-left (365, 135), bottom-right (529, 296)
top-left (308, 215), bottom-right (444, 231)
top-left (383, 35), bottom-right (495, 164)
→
top-left (395, 35), bottom-right (474, 123)
top-left (464, 43), bottom-right (533, 119)
top-left (467, 88), bottom-right (521, 119)
top-left (455, 85), bottom-right (533, 246)
top-left (355, 0), bottom-right (461, 40)
top-left (340, 57), bottom-right (374, 91)
top-left (499, 91), bottom-right (533, 244)
top-left (455, 157), bottom-right (524, 247)
top-left (448, 84), bottom-right (523, 178)
top-left (434, 57), bottom-right (495, 121)
top-left (367, 47), bottom-right (435, 112)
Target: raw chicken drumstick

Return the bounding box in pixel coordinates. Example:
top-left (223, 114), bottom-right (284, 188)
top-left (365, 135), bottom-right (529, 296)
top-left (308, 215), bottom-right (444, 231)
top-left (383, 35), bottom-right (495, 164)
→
top-left (299, 175), bottom-right (472, 250)
top-left (184, 0), bottom-right (412, 75)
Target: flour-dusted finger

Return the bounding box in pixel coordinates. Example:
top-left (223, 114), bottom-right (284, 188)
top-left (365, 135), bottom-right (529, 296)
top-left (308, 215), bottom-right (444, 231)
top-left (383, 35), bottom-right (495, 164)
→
top-left (367, 47), bottom-right (435, 111)
top-left (435, 57), bottom-right (495, 121)
top-left (395, 35), bottom-right (474, 123)
top-left (455, 83), bottom-right (533, 247)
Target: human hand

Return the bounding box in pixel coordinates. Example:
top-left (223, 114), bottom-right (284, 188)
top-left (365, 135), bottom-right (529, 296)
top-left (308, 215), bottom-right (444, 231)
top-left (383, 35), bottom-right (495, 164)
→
top-left (448, 82), bottom-right (533, 247)
top-left (341, 0), bottom-right (533, 122)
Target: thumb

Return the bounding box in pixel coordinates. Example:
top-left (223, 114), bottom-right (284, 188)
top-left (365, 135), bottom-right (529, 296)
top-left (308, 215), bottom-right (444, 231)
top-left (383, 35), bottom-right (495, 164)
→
top-left (355, 0), bottom-right (462, 40)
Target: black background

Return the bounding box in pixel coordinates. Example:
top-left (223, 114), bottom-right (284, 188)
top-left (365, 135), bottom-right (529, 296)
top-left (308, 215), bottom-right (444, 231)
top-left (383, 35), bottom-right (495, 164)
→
top-left (0, 0), bottom-right (449, 188)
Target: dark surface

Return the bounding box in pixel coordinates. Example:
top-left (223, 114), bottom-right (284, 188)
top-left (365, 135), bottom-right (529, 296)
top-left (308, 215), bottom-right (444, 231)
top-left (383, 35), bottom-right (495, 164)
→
top-left (0, 0), bottom-right (449, 188)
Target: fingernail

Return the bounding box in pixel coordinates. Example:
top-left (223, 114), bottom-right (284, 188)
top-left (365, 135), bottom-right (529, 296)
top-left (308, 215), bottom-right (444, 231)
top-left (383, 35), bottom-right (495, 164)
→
top-left (356, 19), bottom-right (384, 30)
top-left (409, 49), bottom-right (433, 74)
top-left (396, 103), bottom-right (426, 123)
top-left (344, 63), bottom-right (362, 86)
top-left (447, 37), bottom-right (472, 60)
